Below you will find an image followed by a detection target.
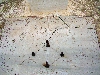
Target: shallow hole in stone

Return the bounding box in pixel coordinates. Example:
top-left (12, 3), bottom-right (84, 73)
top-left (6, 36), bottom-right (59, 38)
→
top-left (32, 52), bottom-right (35, 56)
top-left (46, 40), bottom-right (50, 47)
top-left (60, 52), bottom-right (64, 57)
top-left (43, 61), bottom-right (50, 68)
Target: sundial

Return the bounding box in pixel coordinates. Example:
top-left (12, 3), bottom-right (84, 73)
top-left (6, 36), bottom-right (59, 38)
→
top-left (0, 16), bottom-right (100, 75)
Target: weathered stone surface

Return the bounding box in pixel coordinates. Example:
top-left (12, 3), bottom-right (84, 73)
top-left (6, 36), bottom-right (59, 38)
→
top-left (0, 0), bottom-right (100, 75)
top-left (0, 16), bottom-right (100, 75)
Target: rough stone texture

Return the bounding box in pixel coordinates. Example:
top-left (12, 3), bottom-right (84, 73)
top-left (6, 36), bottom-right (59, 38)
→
top-left (96, 23), bottom-right (100, 45)
top-left (0, 0), bottom-right (99, 17)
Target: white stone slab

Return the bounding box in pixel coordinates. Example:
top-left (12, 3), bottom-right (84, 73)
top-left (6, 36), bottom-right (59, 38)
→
top-left (0, 16), bottom-right (100, 75)
top-left (27, 0), bottom-right (68, 11)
